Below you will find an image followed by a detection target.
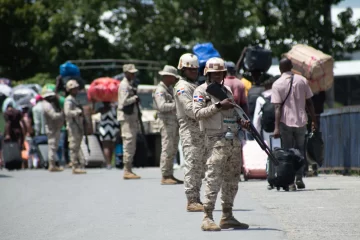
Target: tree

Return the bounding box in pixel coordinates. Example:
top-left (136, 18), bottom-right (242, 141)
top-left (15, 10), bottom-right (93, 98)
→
top-left (254, 0), bottom-right (360, 60)
top-left (0, 0), bottom-right (121, 80)
top-left (107, 0), bottom-right (260, 66)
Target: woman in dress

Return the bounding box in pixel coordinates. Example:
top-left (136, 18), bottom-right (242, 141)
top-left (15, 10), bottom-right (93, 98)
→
top-left (96, 102), bottom-right (120, 169)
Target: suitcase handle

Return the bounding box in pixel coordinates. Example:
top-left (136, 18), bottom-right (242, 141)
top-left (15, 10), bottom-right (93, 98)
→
top-left (269, 135), bottom-right (282, 151)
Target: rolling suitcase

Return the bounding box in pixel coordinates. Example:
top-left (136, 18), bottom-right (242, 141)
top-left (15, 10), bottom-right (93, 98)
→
top-left (242, 140), bottom-right (268, 181)
top-left (32, 135), bottom-right (52, 169)
top-left (81, 135), bottom-right (105, 168)
top-left (37, 144), bottom-right (50, 169)
top-left (3, 141), bottom-right (22, 170)
top-left (267, 136), bottom-right (294, 191)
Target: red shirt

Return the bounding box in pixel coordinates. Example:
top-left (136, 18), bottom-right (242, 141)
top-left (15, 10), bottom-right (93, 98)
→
top-left (223, 76), bottom-right (247, 106)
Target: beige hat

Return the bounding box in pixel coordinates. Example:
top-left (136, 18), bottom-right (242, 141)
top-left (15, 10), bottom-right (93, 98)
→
top-left (158, 65), bottom-right (179, 78)
top-left (66, 79), bottom-right (79, 91)
top-left (123, 64), bottom-right (138, 73)
top-left (41, 89), bottom-right (56, 98)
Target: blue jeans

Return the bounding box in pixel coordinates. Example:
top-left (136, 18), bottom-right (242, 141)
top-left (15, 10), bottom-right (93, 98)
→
top-left (57, 131), bottom-right (66, 165)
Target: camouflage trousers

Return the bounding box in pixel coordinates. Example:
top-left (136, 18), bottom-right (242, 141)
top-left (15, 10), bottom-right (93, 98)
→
top-left (68, 128), bottom-right (85, 169)
top-left (159, 119), bottom-right (179, 177)
top-left (179, 120), bottom-right (206, 202)
top-left (120, 119), bottom-right (139, 169)
top-left (47, 128), bottom-right (61, 164)
top-left (203, 136), bottom-right (242, 210)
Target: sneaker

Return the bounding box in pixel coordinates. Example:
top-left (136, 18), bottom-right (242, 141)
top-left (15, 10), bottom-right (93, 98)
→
top-left (295, 180), bottom-right (306, 189)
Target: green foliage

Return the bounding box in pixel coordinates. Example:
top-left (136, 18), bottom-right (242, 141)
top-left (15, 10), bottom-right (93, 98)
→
top-left (254, 0), bottom-right (360, 59)
top-left (0, 0), bottom-right (359, 81)
top-left (13, 73), bottom-right (54, 87)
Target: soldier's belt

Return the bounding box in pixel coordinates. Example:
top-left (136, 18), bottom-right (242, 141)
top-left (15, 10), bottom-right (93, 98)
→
top-left (223, 119), bottom-right (236, 124)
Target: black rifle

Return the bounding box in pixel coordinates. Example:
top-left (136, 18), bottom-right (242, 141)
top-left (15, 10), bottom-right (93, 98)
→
top-left (132, 87), bottom-right (149, 160)
top-left (70, 100), bottom-right (91, 155)
top-left (206, 83), bottom-right (279, 166)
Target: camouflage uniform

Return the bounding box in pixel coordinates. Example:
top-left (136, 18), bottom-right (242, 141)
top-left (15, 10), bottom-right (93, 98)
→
top-left (43, 100), bottom-right (64, 171)
top-left (153, 81), bottom-right (179, 178)
top-left (117, 74), bottom-right (140, 179)
top-left (64, 95), bottom-right (85, 170)
top-left (193, 83), bottom-right (241, 210)
top-left (174, 77), bottom-right (206, 206)
top-left (193, 57), bottom-right (249, 231)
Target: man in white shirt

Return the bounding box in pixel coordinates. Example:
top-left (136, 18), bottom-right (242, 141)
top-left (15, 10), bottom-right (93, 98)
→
top-left (252, 76), bottom-right (279, 144)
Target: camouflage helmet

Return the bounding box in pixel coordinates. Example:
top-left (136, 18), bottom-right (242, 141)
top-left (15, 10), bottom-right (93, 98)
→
top-left (177, 53), bottom-right (199, 70)
top-left (66, 79), bottom-right (79, 91)
top-left (204, 57), bottom-right (227, 75)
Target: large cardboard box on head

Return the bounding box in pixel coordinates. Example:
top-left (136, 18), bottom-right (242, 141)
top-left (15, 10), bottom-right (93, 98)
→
top-left (284, 44), bottom-right (334, 94)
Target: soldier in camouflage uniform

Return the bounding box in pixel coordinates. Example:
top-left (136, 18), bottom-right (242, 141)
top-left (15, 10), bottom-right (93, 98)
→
top-left (174, 53), bottom-right (206, 212)
top-left (42, 89), bottom-right (64, 172)
top-left (117, 64), bottom-right (141, 180)
top-left (193, 58), bottom-right (250, 231)
top-left (64, 80), bottom-right (86, 174)
top-left (153, 65), bottom-right (183, 185)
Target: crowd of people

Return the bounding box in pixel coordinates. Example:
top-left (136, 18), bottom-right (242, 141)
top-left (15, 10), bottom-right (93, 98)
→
top-left (1, 53), bottom-right (323, 231)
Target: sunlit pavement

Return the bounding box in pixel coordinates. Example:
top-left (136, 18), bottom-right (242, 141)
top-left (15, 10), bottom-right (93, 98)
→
top-left (0, 168), bottom-right (359, 240)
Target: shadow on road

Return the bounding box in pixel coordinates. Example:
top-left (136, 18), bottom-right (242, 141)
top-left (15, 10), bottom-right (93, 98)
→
top-left (213, 209), bottom-right (253, 212)
top-left (221, 227), bottom-right (283, 232)
top-left (0, 174), bottom-right (12, 178)
top-left (296, 188), bottom-right (341, 192)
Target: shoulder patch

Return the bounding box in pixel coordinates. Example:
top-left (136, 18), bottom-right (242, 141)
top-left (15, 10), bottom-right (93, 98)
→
top-left (120, 87), bottom-right (128, 93)
top-left (176, 87), bottom-right (185, 95)
top-left (193, 95), bottom-right (204, 102)
top-left (155, 92), bottom-right (164, 97)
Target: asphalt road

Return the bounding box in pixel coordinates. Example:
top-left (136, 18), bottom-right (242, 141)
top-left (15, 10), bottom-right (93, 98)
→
top-left (0, 168), bottom-right (359, 240)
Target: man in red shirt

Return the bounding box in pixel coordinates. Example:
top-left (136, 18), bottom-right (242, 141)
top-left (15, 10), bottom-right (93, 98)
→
top-left (224, 61), bottom-right (249, 115)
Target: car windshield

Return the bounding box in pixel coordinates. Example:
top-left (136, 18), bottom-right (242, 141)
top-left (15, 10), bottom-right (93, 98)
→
top-left (76, 92), bottom-right (89, 106)
top-left (75, 91), bottom-right (154, 110)
top-left (138, 92), bottom-right (154, 110)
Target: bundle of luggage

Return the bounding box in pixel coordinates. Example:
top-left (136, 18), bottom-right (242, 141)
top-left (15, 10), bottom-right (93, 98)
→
top-left (244, 46), bottom-right (272, 73)
top-left (193, 42), bottom-right (221, 69)
top-left (87, 77), bottom-right (120, 103)
top-left (284, 44), bottom-right (334, 94)
top-left (58, 61), bottom-right (85, 91)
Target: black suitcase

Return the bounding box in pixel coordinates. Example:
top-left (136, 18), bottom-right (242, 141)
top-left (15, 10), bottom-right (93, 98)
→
top-left (267, 136), bottom-right (300, 191)
top-left (244, 46), bottom-right (272, 72)
top-left (81, 135), bottom-right (106, 168)
top-left (3, 141), bottom-right (22, 170)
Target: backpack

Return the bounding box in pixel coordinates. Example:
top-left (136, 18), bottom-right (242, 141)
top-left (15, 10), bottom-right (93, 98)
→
top-left (248, 86), bottom-right (265, 120)
top-left (260, 95), bottom-right (275, 132)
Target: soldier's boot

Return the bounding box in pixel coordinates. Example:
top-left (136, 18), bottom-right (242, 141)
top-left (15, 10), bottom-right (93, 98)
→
top-left (161, 176), bottom-right (177, 185)
top-left (170, 175), bottom-right (184, 184)
top-left (72, 168), bottom-right (87, 174)
top-left (219, 207), bottom-right (249, 230)
top-left (48, 161), bottom-right (63, 172)
top-left (201, 208), bottom-right (221, 231)
top-left (123, 164), bottom-right (141, 180)
top-left (187, 200), bottom-right (204, 212)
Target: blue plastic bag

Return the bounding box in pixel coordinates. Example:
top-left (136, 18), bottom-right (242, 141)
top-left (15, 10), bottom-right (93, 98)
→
top-left (193, 43), bottom-right (221, 68)
top-left (59, 61), bottom-right (80, 77)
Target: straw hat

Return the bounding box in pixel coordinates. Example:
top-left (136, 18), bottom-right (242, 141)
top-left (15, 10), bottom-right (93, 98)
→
top-left (158, 65), bottom-right (179, 78)
top-left (123, 64), bottom-right (138, 73)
